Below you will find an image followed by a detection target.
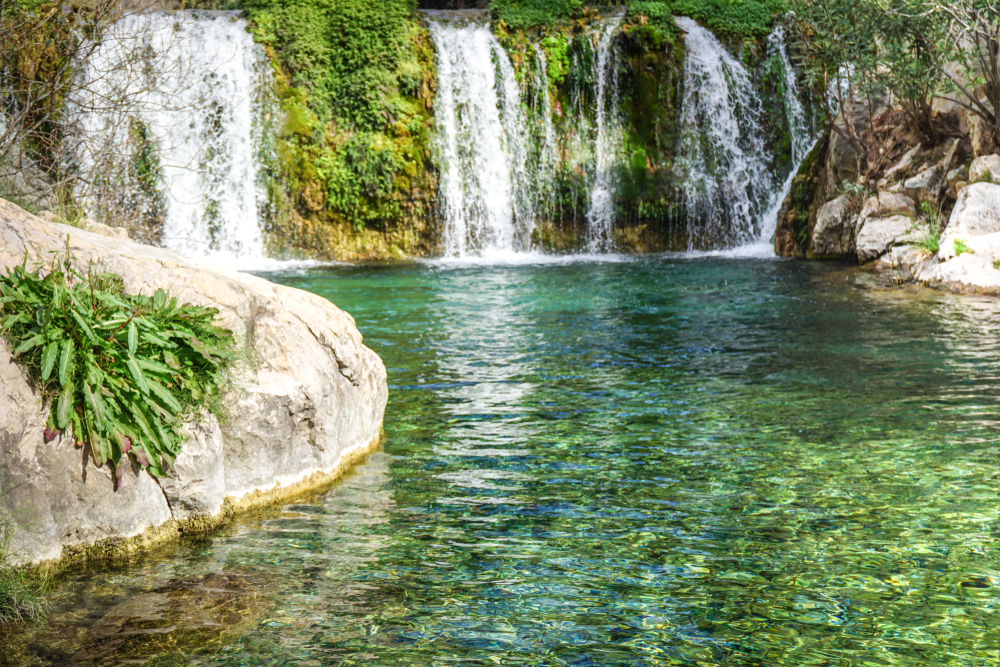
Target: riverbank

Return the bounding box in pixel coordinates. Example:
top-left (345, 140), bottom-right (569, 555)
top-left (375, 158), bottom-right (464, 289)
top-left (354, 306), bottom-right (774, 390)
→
top-left (0, 199), bottom-right (388, 576)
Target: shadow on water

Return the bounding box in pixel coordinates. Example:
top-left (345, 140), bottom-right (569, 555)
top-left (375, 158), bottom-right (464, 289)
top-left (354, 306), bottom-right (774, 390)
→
top-left (7, 256), bottom-right (1000, 666)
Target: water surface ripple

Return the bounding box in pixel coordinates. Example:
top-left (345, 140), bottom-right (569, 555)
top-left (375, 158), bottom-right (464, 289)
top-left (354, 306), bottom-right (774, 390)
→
top-left (7, 258), bottom-right (1000, 666)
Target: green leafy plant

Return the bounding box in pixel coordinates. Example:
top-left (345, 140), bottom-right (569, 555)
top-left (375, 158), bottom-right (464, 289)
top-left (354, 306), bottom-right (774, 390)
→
top-left (954, 238), bottom-right (973, 255)
top-left (912, 227), bottom-right (939, 255)
top-left (0, 247), bottom-right (238, 481)
top-left (993, 259), bottom-right (1000, 271)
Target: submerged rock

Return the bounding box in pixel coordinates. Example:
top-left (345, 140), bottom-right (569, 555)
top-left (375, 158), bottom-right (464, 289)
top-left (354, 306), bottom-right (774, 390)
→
top-left (70, 573), bottom-right (264, 664)
top-left (0, 199), bottom-right (388, 566)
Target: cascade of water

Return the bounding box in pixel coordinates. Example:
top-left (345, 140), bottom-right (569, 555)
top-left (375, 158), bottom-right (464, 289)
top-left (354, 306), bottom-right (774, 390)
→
top-left (675, 16), bottom-right (773, 250)
top-left (585, 10), bottom-right (626, 252)
top-left (768, 26), bottom-right (810, 163)
top-left (750, 24), bottom-right (816, 254)
top-left (424, 10), bottom-right (534, 257)
top-left (73, 11), bottom-right (274, 262)
top-left (532, 44), bottom-right (559, 223)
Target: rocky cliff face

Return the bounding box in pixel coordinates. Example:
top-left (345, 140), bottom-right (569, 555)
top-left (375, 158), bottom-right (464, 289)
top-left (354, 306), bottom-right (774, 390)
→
top-left (0, 199), bottom-right (388, 566)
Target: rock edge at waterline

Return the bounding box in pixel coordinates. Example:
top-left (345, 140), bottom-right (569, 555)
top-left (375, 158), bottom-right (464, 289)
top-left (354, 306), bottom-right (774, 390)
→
top-left (0, 199), bottom-right (388, 567)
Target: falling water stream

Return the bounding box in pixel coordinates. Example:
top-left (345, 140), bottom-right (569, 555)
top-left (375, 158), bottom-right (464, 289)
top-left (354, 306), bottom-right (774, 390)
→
top-left (584, 9), bottom-right (626, 251)
top-left (74, 11), bottom-right (274, 263)
top-left (675, 16), bottom-right (773, 251)
top-left (424, 10), bottom-right (534, 257)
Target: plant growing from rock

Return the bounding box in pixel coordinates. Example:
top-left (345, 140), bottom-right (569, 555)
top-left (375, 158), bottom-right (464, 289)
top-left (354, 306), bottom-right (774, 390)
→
top-left (954, 238), bottom-right (973, 255)
top-left (0, 247), bottom-right (238, 481)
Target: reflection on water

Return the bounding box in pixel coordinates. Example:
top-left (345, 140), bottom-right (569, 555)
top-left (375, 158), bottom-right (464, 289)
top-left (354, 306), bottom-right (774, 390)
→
top-left (7, 258), bottom-right (1000, 666)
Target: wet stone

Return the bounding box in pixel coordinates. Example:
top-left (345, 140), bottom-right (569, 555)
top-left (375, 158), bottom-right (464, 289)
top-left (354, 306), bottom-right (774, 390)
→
top-left (69, 573), bottom-right (263, 665)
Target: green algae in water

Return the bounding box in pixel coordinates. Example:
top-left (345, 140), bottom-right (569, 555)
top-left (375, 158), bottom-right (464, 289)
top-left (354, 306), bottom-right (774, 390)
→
top-left (6, 257), bottom-right (1000, 666)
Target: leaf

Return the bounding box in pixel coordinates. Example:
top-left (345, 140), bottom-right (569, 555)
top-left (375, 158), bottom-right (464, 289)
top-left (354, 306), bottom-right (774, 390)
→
top-left (59, 339), bottom-right (75, 387)
top-left (128, 320), bottom-right (138, 355)
top-left (68, 306), bottom-right (99, 344)
top-left (56, 382), bottom-right (74, 430)
top-left (14, 333), bottom-right (44, 356)
top-left (41, 341), bottom-right (59, 381)
top-left (126, 354), bottom-right (150, 395)
top-left (163, 349), bottom-right (181, 370)
top-left (147, 379), bottom-right (183, 414)
top-left (83, 381), bottom-right (104, 430)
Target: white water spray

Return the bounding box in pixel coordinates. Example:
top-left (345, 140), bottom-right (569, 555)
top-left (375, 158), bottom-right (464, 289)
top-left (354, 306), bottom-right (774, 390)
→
top-left (73, 11), bottom-right (274, 263)
top-left (675, 16), bottom-right (772, 250)
top-left (585, 10), bottom-right (626, 251)
top-left (424, 10), bottom-right (534, 257)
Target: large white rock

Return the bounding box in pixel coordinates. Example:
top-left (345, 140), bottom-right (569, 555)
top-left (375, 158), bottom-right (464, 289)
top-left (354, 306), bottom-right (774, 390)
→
top-left (0, 199), bottom-right (388, 565)
top-left (809, 194), bottom-right (855, 256)
top-left (969, 154), bottom-right (1000, 183)
top-left (939, 182), bottom-right (1000, 260)
top-left (856, 215), bottom-right (917, 263)
top-left (916, 254), bottom-right (1000, 293)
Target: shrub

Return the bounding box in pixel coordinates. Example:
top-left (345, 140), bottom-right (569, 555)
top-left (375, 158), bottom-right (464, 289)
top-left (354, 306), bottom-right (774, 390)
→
top-left (0, 247), bottom-right (239, 481)
top-left (671, 0), bottom-right (786, 39)
top-left (492, 0), bottom-right (583, 29)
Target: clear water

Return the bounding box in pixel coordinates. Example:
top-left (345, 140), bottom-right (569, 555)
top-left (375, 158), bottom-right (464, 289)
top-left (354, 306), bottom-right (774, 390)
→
top-left (6, 258), bottom-right (1000, 666)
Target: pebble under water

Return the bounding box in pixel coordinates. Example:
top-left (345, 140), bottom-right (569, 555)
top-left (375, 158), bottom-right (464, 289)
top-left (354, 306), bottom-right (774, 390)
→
top-left (5, 257), bottom-right (1000, 666)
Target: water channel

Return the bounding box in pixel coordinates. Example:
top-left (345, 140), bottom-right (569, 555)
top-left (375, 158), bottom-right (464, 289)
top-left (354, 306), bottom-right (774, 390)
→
top-left (5, 256), bottom-right (1000, 665)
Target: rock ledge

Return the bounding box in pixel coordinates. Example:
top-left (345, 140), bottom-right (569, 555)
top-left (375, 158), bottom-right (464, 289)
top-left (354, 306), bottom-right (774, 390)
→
top-left (0, 200), bottom-right (388, 566)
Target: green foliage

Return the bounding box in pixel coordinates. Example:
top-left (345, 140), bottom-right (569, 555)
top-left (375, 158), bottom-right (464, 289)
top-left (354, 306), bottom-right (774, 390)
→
top-left (241, 0), bottom-right (416, 130)
top-left (671, 0), bottom-right (786, 38)
top-left (492, 0), bottom-right (583, 29)
top-left (954, 238), bottom-right (973, 255)
top-left (0, 248), bottom-right (238, 481)
top-left (912, 228), bottom-right (939, 255)
top-left (541, 35), bottom-right (570, 88)
top-left (316, 133), bottom-right (401, 230)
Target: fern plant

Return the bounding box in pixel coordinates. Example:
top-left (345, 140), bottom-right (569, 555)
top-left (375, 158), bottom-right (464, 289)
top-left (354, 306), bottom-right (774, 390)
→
top-left (0, 248), bottom-right (238, 483)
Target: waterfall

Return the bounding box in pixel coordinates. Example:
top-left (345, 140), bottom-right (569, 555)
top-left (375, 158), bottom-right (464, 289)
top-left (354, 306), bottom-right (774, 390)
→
top-left (585, 10), bottom-right (626, 252)
top-left (72, 11), bottom-right (274, 263)
top-left (768, 26), bottom-right (810, 164)
top-left (532, 43), bottom-right (558, 224)
top-left (675, 16), bottom-right (773, 251)
top-left (754, 24), bottom-right (816, 254)
top-left (424, 10), bottom-right (534, 257)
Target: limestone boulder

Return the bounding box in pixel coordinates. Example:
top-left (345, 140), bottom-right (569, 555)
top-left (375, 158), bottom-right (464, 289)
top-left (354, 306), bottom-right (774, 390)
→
top-left (808, 194), bottom-right (855, 257)
top-left (915, 253), bottom-right (1000, 294)
top-left (856, 215), bottom-right (917, 263)
top-left (0, 199), bottom-right (388, 565)
top-left (904, 167), bottom-right (942, 207)
top-left (858, 192), bottom-right (917, 221)
top-left (939, 182), bottom-right (1000, 260)
top-left (881, 145), bottom-right (922, 186)
top-left (970, 154), bottom-right (1000, 183)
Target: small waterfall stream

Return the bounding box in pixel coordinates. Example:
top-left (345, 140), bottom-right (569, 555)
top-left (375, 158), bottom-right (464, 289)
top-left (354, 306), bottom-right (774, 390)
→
top-left (675, 16), bottom-right (773, 251)
top-left (424, 10), bottom-right (534, 257)
top-left (769, 26), bottom-right (810, 164)
top-left (74, 11), bottom-right (274, 263)
top-left (585, 9), bottom-right (626, 251)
